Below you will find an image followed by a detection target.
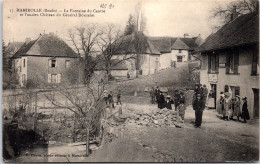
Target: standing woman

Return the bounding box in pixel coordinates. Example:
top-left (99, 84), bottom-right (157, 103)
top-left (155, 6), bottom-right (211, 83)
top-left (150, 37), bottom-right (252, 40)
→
top-left (241, 97), bottom-right (250, 123)
top-left (233, 95), bottom-right (241, 121)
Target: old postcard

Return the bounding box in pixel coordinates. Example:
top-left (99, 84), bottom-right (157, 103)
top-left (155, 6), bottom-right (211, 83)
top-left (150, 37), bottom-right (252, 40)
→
top-left (2, 0), bottom-right (259, 162)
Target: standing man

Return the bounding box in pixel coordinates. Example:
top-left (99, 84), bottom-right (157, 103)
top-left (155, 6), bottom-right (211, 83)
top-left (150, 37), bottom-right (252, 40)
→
top-left (116, 89), bottom-right (122, 105)
top-left (174, 90), bottom-right (181, 111)
top-left (150, 87), bottom-right (155, 104)
top-left (157, 91), bottom-right (165, 109)
top-left (192, 94), bottom-right (205, 128)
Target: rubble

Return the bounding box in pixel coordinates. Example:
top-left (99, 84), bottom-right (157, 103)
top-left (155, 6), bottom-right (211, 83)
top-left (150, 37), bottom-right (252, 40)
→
top-left (124, 108), bottom-right (185, 128)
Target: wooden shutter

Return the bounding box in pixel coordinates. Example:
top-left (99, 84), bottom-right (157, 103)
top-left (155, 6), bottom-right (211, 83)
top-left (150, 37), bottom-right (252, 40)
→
top-left (47, 74), bottom-right (51, 83)
top-left (226, 53), bottom-right (230, 74)
top-left (208, 54), bottom-right (211, 73)
top-left (215, 53), bottom-right (219, 73)
top-left (234, 49), bottom-right (239, 74)
top-left (57, 74), bottom-right (61, 83)
top-left (252, 46), bottom-right (258, 75)
top-left (224, 85), bottom-right (229, 92)
top-left (235, 87), bottom-right (240, 96)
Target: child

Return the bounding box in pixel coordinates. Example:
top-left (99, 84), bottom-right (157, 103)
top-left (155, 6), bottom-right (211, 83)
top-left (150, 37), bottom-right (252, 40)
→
top-left (178, 103), bottom-right (186, 121)
top-left (165, 95), bottom-right (174, 110)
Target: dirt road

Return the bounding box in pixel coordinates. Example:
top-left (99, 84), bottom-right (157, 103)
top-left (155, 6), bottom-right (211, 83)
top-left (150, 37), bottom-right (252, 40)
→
top-left (86, 103), bottom-right (259, 162)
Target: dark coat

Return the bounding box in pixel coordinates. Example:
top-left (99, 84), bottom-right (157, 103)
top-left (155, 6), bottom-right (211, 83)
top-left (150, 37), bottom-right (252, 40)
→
top-left (157, 94), bottom-right (165, 109)
top-left (242, 101), bottom-right (250, 120)
top-left (192, 98), bottom-right (205, 111)
top-left (179, 96), bottom-right (185, 104)
top-left (164, 100), bottom-right (174, 110)
top-left (174, 94), bottom-right (181, 107)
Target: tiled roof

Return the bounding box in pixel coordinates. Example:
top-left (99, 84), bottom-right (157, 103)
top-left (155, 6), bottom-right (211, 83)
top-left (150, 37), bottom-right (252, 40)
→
top-left (113, 32), bottom-right (161, 55)
top-left (148, 37), bottom-right (172, 53)
top-left (171, 38), bottom-right (189, 50)
top-left (11, 34), bottom-right (78, 59)
top-left (148, 36), bottom-right (200, 52)
top-left (199, 12), bottom-right (259, 52)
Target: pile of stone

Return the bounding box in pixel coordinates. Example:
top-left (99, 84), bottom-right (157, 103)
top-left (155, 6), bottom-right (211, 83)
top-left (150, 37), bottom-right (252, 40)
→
top-left (126, 108), bottom-right (185, 128)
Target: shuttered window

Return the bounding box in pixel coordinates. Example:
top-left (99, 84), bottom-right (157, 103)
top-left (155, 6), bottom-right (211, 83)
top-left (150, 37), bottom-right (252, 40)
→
top-left (48, 74), bottom-right (61, 83)
top-left (224, 85), bottom-right (229, 92)
top-left (252, 45), bottom-right (259, 75)
top-left (226, 48), bottom-right (239, 74)
top-left (208, 52), bottom-right (219, 73)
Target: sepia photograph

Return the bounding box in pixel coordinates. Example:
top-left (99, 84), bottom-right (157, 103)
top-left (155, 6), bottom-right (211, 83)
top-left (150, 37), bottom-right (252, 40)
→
top-left (2, 0), bottom-right (259, 162)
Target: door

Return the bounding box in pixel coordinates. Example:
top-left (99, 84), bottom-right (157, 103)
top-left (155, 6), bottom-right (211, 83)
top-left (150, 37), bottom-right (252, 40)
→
top-left (253, 88), bottom-right (259, 118)
top-left (210, 84), bottom-right (217, 109)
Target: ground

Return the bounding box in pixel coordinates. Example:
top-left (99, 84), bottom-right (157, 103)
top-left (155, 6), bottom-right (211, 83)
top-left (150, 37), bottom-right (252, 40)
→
top-left (12, 101), bottom-right (259, 162)
top-left (5, 64), bottom-right (259, 162)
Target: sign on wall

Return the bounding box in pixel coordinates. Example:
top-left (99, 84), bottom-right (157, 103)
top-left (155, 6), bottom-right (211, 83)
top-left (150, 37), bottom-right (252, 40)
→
top-left (208, 74), bottom-right (218, 82)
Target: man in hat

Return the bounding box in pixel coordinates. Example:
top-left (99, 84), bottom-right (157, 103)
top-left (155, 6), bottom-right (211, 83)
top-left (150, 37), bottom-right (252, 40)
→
top-left (157, 91), bottom-right (165, 109)
top-left (150, 87), bottom-right (156, 104)
top-left (174, 90), bottom-right (181, 111)
top-left (164, 95), bottom-right (174, 110)
top-left (192, 94), bottom-right (205, 128)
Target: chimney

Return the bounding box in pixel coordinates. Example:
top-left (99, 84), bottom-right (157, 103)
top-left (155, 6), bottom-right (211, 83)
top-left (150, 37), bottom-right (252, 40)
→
top-left (231, 6), bottom-right (239, 21)
top-left (184, 33), bottom-right (189, 38)
top-left (25, 38), bottom-right (31, 44)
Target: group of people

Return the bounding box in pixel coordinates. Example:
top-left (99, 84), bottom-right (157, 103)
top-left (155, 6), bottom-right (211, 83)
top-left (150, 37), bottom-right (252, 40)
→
top-left (103, 90), bottom-right (122, 108)
top-left (219, 92), bottom-right (249, 123)
top-left (150, 86), bottom-right (187, 121)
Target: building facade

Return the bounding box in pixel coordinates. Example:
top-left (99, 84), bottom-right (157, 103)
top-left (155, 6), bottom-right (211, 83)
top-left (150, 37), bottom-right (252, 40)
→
top-left (199, 12), bottom-right (259, 118)
top-left (11, 33), bottom-right (80, 87)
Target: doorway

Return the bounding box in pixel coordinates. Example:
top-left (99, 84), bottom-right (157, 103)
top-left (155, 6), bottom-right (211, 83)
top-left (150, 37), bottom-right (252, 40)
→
top-left (252, 88), bottom-right (259, 118)
top-left (210, 84), bottom-right (217, 109)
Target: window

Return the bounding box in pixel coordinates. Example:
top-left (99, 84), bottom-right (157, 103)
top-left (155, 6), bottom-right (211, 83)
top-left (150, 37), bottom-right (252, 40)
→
top-left (65, 60), bottom-right (70, 68)
top-left (208, 52), bottom-right (219, 73)
top-left (179, 50), bottom-right (182, 53)
top-left (177, 56), bottom-right (183, 62)
top-left (224, 85), bottom-right (240, 98)
top-left (226, 48), bottom-right (239, 74)
top-left (252, 45), bottom-right (259, 75)
top-left (49, 59), bottom-right (57, 68)
top-left (23, 59), bottom-right (26, 67)
top-left (48, 74), bottom-right (61, 83)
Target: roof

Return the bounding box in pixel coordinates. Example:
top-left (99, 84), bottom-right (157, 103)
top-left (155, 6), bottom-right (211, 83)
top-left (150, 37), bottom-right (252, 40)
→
top-left (11, 34), bottom-right (78, 59)
top-left (148, 36), bottom-right (201, 52)
top-left (171, 38), bottom-right (189, 50)
top-left (199, 12), bottom-right (259, 52)
top-left (149, 37), bottom-right (172, 53)
top-left (95, 59), bottom-right (128, 70)
top-left (113, 32), bottom-right (161, 55)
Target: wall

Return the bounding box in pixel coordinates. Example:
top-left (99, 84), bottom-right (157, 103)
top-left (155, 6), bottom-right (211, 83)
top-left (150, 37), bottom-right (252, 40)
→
top-left (111, 70), bottom-right (128, 78)
top-left (159, 52), bottom-right (172, 70)
top-left (26, 56), bottom-right (80, 87)
top-left (112, 54), bottom-right (137, 78)
top-left (171, 49), bottom-right (189, 63)
top-left (200, 46), bottom-right (259, 118)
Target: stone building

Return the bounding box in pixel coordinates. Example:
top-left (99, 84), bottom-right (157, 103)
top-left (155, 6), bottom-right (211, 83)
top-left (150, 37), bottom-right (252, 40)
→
top-left (11, 33), bottom-right (80, 87)
top-left (199, 11), bottom-right (259, 118)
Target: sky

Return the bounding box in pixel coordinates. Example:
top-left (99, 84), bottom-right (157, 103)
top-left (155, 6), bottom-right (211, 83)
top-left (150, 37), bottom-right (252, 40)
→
top-left (3, 0), bottom-right (231, 43)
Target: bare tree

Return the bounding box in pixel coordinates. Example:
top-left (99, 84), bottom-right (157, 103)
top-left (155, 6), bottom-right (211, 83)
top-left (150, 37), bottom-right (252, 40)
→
top-left (211, 0), bottom-right (259, 25)
top-left (43, 76), bottom-right (107, 156)
top-left (98, 23), bottom-right (136, 77)
top-left (68, 24), bottom-right (103, 84)
top-left (134, 2), bottom-right (147, 32)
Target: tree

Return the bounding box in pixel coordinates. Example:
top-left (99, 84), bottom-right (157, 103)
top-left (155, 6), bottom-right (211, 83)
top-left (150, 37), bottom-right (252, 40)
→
top-left (98, 23), bottom-right (136, 78)
top-left (134, 2), bottom-right (147, 32)
top-left (68, 24), bottom-right (103, 84)
top-left (124, 14), bottom-right (136, 35)
top-left (211, 0), bottom-right (259, 25)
